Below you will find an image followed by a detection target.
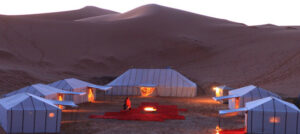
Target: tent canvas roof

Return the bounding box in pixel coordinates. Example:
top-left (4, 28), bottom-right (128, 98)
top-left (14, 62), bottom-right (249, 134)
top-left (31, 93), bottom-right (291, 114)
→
top-left (48, 78), bottom-right (112, 91)
top-left (214, 85), bottom-right (280, 100)
top-left (229, 85), bottom-right (257, 96)
top-left (107, 68), bottom-right (196, 87)
top-left (217, 85), bottom-right (233, 90)
top-left (0, 93), bottom-right (77, 110)
top-left (219, 97), bottom-right (300, 114)
top-left (4, 83), bottom-right (85, 97)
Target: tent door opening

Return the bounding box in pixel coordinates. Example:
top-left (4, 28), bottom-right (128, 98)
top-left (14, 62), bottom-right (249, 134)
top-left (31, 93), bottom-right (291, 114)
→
top-left (87, 87), bottom-right (95, 102)
top-left (57, 93), bottom-right (64, 109)
top-left (140, 87), bottom-right (156, 96)
top-left (235, 98), bottom-right (240, 109)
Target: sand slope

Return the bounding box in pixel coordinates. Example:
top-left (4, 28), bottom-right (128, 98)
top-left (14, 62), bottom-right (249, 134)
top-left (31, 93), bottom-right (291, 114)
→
top-left (0, 4), bottom-right (299, 97)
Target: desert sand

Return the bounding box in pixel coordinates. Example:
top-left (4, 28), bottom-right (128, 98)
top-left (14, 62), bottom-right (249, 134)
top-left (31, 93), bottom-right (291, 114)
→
top-left (1, 4), bottom-right (299, 97)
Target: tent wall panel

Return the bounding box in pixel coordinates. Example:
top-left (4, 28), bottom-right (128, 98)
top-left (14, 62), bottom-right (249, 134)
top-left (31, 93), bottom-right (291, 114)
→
top-left (171, 71), bottom-right (177, 97)
top-left (263, 111), bottom-right (275, 134)
top-left (45, 110), bottom-right (58, 133)
top-left (34, 110), bottom-right (46, 133)
top-left (56, 110), bottom-right (62, 132)
top-left (251, 106), bottom-right (263, 133)
top-left (286, 111), bottom-right (297, 134)
top-left (177, 77), bottom-right (183, 97)
top-left (247, 111), bottom-right (252, 133)
top-left (298, 112), bottom-right (300, 134)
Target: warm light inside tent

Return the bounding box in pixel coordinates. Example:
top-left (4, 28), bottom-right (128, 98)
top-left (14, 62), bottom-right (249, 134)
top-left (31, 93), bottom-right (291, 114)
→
top-left (235, 98), bottom-right (240, 109)
top-left (269, 117), bottom-right (280, 123)
top-left (144, 107), bottom-right (157, 112)
top-left (213, 87), bottom-right (222, 97)
top-left (88, 88), bottom-right (95, 103)
top-left (57, 94), bottom-right (64, 109)
top-left (140, 87), bottom-right (155, 96)
top-left (49, 112), bottom-right (55, 118)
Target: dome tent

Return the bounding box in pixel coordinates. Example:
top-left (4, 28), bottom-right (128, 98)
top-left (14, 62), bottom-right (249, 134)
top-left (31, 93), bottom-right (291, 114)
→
top-left (106, 68), bottom-right (197, 97)
top-left (0, 93), bottom-right (77, 133)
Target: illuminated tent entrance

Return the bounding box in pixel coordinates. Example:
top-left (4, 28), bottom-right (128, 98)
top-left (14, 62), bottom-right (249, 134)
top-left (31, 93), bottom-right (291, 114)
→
top-left (219, 97), bottom-right (300, 134)
top-left (139, 84), bottom-right (157, 97)
top-left (48, 78), bottom-right (111, 104)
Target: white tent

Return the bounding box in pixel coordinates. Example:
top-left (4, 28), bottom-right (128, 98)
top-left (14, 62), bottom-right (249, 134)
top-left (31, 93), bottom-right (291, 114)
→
top-left (48, 78), bottom-right (112, 104)
top-left (213, 85), bottom-right (281, 109)
top-left (219, 97), bottom-right (300, 134)
top-left (3, 83), bottom-right (85, 102)
top-left (106, 68), bottom-right (197, 97)
top-left (0, 93), bottom-right (77, 134)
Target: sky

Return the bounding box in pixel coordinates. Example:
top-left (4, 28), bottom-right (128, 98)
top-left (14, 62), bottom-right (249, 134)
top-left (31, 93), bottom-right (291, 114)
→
top-left (0, 0), bottom-right (299, 26)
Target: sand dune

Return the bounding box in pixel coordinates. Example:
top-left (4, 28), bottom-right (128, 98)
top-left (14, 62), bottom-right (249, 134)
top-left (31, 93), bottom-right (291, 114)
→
top-left (0, 4), bottom-right (300, 97)
top-left (6, 6), bottom-right (118, 21)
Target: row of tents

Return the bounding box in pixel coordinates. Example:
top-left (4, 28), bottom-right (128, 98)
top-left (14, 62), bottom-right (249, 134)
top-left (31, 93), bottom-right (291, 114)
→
top-left (0, 68), bottom-right (197, 133)
top-left (213, 85), bottom-right (300, 134)
top-left (0, 78), bottom-right (112, 133)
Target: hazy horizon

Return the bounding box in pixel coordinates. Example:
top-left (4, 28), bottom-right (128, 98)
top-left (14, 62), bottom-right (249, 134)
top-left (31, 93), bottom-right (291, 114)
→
top-left (0, 0), bottom-right (299, 26)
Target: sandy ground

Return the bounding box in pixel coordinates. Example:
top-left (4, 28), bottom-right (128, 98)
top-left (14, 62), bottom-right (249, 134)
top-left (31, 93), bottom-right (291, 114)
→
top-left (60, 95), bottom-right (244, 134)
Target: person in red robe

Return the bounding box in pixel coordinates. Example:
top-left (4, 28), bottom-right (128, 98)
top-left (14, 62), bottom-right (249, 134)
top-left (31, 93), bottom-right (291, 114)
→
top-left (123, 97), bottom-right (131, 111)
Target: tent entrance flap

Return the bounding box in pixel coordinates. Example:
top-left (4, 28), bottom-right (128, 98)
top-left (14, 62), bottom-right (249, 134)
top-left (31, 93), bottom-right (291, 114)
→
top-left (87, 87), bottom-right (95, 102)
top-left (140, 86), bottom-right (156, 96)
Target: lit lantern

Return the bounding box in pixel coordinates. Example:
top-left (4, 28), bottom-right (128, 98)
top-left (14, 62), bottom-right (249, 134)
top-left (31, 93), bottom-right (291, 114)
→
top-left (88, 88), bottom-right (95, 103)
top-left (57, 94), bottom-right (64, 109)
top-left (269, 117), bottom-right (280, 123)
top-left (49, 112), bottom-right (55, 118)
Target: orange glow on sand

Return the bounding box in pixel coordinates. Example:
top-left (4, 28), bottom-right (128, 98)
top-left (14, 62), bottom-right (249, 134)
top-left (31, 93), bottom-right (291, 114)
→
top-left (269, 117), bottom-right (280, 123)
top-left (57, 94), bottom-right (64, 109)
top-left (216, 125), bottom-right (222, 134)
top-left (144, 107), bottom-right (157, 112)
top-left (88, 88), bottom-right (95, 103)
top-left (140, 87), bottom-right (155, 96)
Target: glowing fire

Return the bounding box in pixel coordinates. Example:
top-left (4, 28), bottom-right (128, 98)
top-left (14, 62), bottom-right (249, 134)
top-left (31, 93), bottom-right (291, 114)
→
top-left (216, 125), bottom-right (222, 134)
top-left (140, 87), bottom-right (155, 96)
top-left (88, 88), bottom-right (95, 103)
top-left (213, 87), bottom-right (222, 97)
top-left (57, 94), bottom-right (64, 109)
top-left (269, 117), bottom-right (280, 123)
top-left (144, 107), bottom-right (157, 112)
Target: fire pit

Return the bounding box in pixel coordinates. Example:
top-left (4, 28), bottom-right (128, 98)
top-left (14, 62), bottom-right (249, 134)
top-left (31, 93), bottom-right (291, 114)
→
top-left (144, 106), bottom-right (157, 112)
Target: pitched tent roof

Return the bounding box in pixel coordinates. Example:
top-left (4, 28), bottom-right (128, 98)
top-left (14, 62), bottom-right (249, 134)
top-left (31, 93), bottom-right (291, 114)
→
top-left (213, 85), bottom-right (280, 101)
top-left (0, 93), bottom-right (77, 110)
top-left (219, 97), bottom-right (299, 114)
top-left (48, 78), bottom-right (112, 91)
top-left (107, 68), bottom-right (196, 88)
top-left (3, 83), bottom-right (85, 98)
top-left (217, 85), bottom-right (233, 90)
